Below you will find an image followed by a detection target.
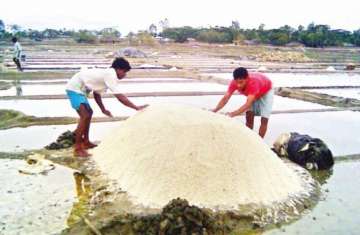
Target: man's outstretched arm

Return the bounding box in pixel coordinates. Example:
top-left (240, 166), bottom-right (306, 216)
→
top-left (212, 92), bottom-right (232, 113)
top-left (114, 93), bottom-right (148, 110)
top-left (227, 95), bottom-right (256, 117)
top-left (93, 91), bottom-right (112, 117)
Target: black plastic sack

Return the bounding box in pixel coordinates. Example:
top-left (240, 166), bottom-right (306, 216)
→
top-left (287, 133), bottom-right (334, 170)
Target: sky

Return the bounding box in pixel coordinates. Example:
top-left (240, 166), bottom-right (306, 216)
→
top-left (1, 0), bottom-right (359, 34)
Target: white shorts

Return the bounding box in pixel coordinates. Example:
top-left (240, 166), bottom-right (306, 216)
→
top-left (250, 89), bottom-right (274, 118)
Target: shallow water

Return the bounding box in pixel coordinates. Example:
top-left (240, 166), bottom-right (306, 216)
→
top-left (0, 159), bottom-right (76, 235)
top-left (0, 122), bottom-right (119, 152)
top-left (0, 78), bottom-right (195, 84)
top-left (265, 160), bottom-right (360, 235)
top-left (0, 82), bottom-right (227, 97)
top-left (0, 79), bottom-right (68, 83)
top-left (256, 111), bottom-right (360, 156)
top-left (204, 73), bottom-right (360, 88)
top-left (0, 84), bottom-right (66, 96)
top-left (0, 95), bottom-right (330, 118)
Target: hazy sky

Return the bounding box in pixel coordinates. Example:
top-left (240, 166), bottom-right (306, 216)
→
top-left (1, 0), bottom-right (359, 33)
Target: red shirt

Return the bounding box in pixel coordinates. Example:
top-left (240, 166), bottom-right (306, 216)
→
top-left (227, 73), bottom-right (272, 99)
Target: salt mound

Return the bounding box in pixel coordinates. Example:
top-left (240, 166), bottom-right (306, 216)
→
top-left (93, 104), bottom-right (305, 210)
top-left (326, 66), bottom-right (336, 71)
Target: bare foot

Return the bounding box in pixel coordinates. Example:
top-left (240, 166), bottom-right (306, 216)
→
top-left (74, 148), bottom-right (92, 157)
top-left (82, 142), bottom-right (98, 149)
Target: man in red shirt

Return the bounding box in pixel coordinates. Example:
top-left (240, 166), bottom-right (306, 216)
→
top-left (212, 67), bottom-right (274, 138)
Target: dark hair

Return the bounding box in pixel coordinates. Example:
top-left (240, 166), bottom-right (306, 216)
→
top-left (233, 67), bottom-right (248, 80)
top-left (11, 37), bottom-right (18, 43)
top-left (111, 57), bottom-right (131, 71)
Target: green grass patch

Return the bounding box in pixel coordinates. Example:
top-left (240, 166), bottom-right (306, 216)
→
top-left (0, 81), bottom-right (12, 90)
top-left (0, 109), bottom-right (76, 130)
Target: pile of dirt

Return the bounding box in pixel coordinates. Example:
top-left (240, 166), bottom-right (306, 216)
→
top-left (64, 198), bottom-right (256, 235)
top-left (45, 131), bottom-right (75, 150)
top-left (253, 51), bottom-right (313, 62)
top-left (116, 47), bottom-right (147, 58)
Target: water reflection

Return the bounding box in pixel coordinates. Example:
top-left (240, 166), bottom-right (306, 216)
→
top-left (310, 169), bottom-right (333, 185)
top-left (12, 77), bottom-right (23, 96)
top-left (67, 172), bottom-right (92, 226)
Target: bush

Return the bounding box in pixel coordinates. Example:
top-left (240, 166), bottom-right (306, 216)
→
top-left (268, 32), bottom-right (290, 46)
top-left (162, 27), bottom-right (199, 43)
top-left (126, 32), bottom-right (156, 46)
top-left (137, 32), bottom-right (156, 46)
top-left (99, 28), bottom-right (121, 43)
top-left (196, 30), bottom-right (232, 43)
top-left (74, 30), bottom-right (97, 44)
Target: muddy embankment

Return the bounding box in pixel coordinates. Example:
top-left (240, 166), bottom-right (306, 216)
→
top-left (0, 109), bottom-right (126, 130)
top-left (275, 87), bottom-right (360, 110)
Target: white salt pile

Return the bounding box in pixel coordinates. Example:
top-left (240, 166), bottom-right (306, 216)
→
top-left (326, 66), bottom-right (336, 71)
top-left (93, 104), bottom-right (305, 210)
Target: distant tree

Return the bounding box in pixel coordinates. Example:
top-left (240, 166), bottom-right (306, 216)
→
top-left (162, 26), bottom-right (198, 43)
top-left (297, 23), bottom-right (332, 47)
top-left (10, 24), bottom-right (21, 34)
top-left (301, 32), bottom-right (322, 47)
top-left (258, 23), bottom-right (265, 31)
top-left (279, 25), bottom-right (294, 35)
top-left (290, 25), bottom-right (304, 42)
top-left (99, 27), bottom-right (121, 43)
top-left (231, 20), bottom-right (240, 30)
top-left (62, 29), bottom-right (76, 37)
top-left (159, 18), bottom-right (170, 31)
top-left (268, 30), bottom-right (290, 46)
top-left (137, 31), bottom-right (156, 45)
top-left (257, 24), bottom-right (267, 43)
top-left (127, 32), bottom-right (137, 45)
top-left (307, 22), bottom-right (316, 33)
top-left (43, 28), bottom-right (60, 38)
top-left (28, 29), bottom-right (43, 40)
top-left (244, 29), bottom-right (260, 41)
top-left (2, 21), bottom-right (360, 48)
top-left (352, 29), bottom-right (360, 46)
top-left (0, 20), bottom-right (5, 38)
top-left (229, 21), bottom-right (241, 43)
top-left (74, 30), bottom-right (97, 43)
top-left (0, 20), bottom-right (5, 32)
top-left (196, 29), bottom-right (232, 44)
top-left (149, 24), bottom-right (157, 36)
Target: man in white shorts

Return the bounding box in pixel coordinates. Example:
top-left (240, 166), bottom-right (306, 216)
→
top-left (212, 67), bottom-right (274, 138)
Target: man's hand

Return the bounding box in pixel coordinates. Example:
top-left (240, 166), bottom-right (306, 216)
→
top-left (226, 111), bottom-right (238, 118)
top-left (102, 109), bottom-right (113, 117)
top-left (136, 104), bottom-right (149, 111)
top-left (226, 95), bottom-right (255, 118)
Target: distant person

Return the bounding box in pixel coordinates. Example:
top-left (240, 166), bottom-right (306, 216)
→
top-left (212, 67), bottom-right (274, 138)
top-left (11, 37), bottom-right (23, 71)
top-left (66, 57), bottom-right (148, 157)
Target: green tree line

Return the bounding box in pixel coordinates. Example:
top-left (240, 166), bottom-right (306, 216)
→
top-left (1, 19), bottom-right (360, 47)
top-left (0, 20), bottom-right (121, 44)
top-left (161, 22), bottom-right (360, 47)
